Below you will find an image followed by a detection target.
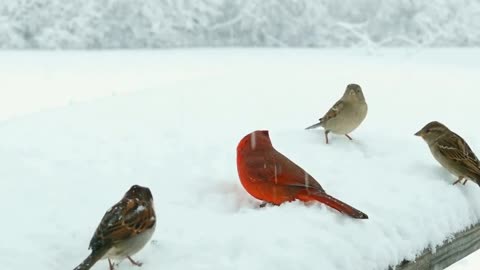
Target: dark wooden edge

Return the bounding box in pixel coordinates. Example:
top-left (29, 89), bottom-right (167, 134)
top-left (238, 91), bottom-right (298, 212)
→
top-left (389, 223), bottom-right (480, 270)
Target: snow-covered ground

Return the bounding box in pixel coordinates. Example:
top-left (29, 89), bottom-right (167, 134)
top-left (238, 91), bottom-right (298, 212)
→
top-left (1, 49), bottom-right (480, 270)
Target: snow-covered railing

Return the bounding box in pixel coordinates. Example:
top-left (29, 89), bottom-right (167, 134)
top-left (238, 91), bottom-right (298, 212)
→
top-left (392, 223), bottom-right (480, 270)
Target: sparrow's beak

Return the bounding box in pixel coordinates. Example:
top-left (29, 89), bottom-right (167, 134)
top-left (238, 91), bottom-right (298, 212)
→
top-left (414, 130), bottom-right (422, 136)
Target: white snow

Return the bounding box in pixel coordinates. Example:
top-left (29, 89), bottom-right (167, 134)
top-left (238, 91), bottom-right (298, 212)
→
top-left (0, 49), bottom-right (480, 270)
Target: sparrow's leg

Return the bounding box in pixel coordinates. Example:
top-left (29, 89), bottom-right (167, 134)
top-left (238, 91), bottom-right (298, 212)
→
top-left (452, 176), bottom-right (464, 185)
top-left (345, 134), bottom-right (353, 140)
top-left (127, 256), bottom-right (143, 267)
top-left (108, 259), bottom-right (115, 270)
top-left (324, 130), bottom-right (330, 144)
top-left (462, 178), bottom-right (469, 185)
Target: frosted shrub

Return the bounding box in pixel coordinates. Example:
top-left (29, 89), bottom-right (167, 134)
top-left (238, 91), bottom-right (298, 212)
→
top-left (1, 0), bottom-right (479, 49)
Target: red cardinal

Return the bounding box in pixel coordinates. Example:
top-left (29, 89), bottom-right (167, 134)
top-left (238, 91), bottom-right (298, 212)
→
top-left (236, 130), bottom-right (368, 219)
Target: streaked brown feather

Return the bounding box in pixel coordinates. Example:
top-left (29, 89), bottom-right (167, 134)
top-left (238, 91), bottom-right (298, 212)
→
top-left (436, 132), bottom-right (480, 178)
top-left (320, 100), bottom-right (344, 125)
top-left (88, 197), bottom-right (156, 252)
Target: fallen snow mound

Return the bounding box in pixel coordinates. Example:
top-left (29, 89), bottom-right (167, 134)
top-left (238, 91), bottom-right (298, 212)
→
top-left (1, 49), bottom-right (480, 270)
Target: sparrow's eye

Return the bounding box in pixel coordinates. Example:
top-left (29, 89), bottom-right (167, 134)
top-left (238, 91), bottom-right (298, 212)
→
top-left (425, 129), bottom-right (431, 133)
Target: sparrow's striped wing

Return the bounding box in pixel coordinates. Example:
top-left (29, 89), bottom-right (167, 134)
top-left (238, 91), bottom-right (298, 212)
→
top-left (320, 100), bottom-right (344, 124)
top-left (88, 198), bottom-right (156, 252)
top-left (436, 133), bottom-right (480, 177)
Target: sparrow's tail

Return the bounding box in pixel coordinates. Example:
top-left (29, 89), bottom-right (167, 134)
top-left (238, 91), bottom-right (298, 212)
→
top-left (296, 191), bottom-right (368, 219)
top-left (73, 251), bottom-right (104, 270)
top-left (305, 121), bottom-right (322, 130)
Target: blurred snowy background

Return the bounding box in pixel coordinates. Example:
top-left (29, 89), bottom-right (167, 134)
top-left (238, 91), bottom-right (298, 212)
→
top-left (1, 0), bottom-right (480, 49)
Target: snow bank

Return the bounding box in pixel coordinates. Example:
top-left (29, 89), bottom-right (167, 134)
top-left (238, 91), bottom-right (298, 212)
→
top-left (0, 49), bottom-right (480, 270)
top-left (1, 0), bottom-right (480, 49)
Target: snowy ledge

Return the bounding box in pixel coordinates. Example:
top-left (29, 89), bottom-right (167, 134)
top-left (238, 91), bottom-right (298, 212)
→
top-left (393, 223), bottom-right (480, 270)
top-left (3, 50), bottom-right (480, 270)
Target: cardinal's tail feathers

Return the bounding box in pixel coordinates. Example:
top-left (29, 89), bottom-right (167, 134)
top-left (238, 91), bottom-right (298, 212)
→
top-left (73, 251), bottom-right (105, 270)
top-left (297, 191), bottom-right (368, 219)
top-left (305, 121), bottom-right (322, 130)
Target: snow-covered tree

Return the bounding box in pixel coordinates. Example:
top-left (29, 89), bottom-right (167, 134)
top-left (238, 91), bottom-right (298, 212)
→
top-left (0, 0), bottom-right (479, 49)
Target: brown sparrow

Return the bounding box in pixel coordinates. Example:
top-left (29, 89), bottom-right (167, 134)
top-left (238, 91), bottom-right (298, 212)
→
top-left (306, 83), bottom-right (368, 144)
top-left (73, 185), bottom-right (156, 270)
top-left (415, 121), bottom-right (480, 186)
